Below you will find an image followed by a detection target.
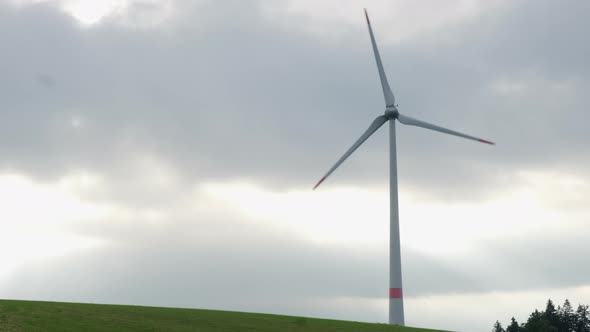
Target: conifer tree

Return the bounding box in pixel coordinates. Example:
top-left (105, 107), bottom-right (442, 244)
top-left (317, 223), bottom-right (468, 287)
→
top-left (561, 299), bottom-right (576, 332)
top-left (507, 317), bottom-right (520, 332)
top-left (494, 320), bottom-right (506, 332)
top-left (575, 305), bottom-right (590, 332)
top-left (526, 309), bottom-right (557, 332)
top-left (546, 299), bottom-right (561, 329)
top-left (496, 299), bottom-right (590, 332)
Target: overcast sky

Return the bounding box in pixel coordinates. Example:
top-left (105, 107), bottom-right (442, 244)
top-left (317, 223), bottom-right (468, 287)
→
top-left (1, 0), bottom-right (589, 331)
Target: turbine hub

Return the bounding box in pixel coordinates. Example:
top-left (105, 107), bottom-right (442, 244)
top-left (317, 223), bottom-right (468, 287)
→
top-left (384, 106), bottom-right (398, 119)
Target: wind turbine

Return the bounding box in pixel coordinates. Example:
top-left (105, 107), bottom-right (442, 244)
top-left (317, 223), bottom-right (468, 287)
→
top-left (313, 9), bottom-right (494, 326)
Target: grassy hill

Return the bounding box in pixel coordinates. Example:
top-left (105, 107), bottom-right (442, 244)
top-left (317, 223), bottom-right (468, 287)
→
top-left (0, 299), bottom-right (447, 332)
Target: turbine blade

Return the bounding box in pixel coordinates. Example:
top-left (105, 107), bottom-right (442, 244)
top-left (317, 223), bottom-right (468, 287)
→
top-left (397, 113), bottom-right (495, 145)
top-left (364, 9), bottom-right (396, 107)
top-left (314, 115), bottom-right (389, 190)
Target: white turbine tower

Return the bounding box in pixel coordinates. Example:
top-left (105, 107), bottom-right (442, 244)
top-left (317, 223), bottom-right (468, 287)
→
top-left (313, 9), bottom-right (494, 326)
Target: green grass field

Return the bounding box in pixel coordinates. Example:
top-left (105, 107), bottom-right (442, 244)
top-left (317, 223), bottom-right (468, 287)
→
top-left (0, 299), bottom-right (447, 332)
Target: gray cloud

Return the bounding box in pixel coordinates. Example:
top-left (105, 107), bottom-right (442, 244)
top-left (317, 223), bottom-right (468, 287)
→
top-left (1, 0), bottom-right (588, 200)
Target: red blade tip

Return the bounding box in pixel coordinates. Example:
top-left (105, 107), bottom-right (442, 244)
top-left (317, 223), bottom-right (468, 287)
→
top-left (478, 138), bottom-right (495, 145)
top-left (313, 176), bottom-right (326, 190)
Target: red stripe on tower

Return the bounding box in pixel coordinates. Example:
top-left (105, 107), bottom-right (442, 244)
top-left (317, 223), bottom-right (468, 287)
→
top-left (389, 288), bottom-right (403, 299)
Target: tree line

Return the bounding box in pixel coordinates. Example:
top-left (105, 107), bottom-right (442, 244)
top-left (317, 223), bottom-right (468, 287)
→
top-left (493, 299), bottom-right (590, 332)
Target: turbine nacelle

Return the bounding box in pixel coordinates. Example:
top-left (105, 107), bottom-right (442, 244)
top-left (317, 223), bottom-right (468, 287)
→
top-left (385, 107), bottom-right (398, 119)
